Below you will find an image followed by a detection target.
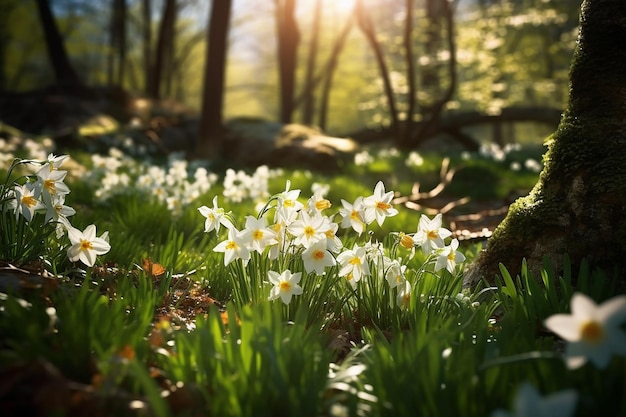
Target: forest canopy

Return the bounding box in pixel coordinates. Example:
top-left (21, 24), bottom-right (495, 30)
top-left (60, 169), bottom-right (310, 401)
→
top-left (0, 0), bottom-right (579, 139)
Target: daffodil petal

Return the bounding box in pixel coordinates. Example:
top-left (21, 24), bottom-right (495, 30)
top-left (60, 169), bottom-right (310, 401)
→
top-left (597, 295), bottom-right (626, 326)
top-left (570, 292), bottom-right (597, 317)
top-left (544, 314), bottom-right (581, 341)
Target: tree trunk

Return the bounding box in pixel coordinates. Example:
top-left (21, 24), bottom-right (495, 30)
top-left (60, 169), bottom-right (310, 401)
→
top-left (463, 0), bottom-right (626, 289)
top-left (355, 0), bottom-right (400, 140)
top-left (275, 0), bottom-right (300, 124)
top-left (410, 0), bottom-right (456, 148)
top-left (162, 0), bottom-right (177, 98)
top-left (34, 0), bottom-right (85, 94)
top-left (148, 0), bottom-right (176, 100)
top-left (108, 0), bottom-right (127, 87)
top-left (196, 0), bottom-right (233, 160)
top-left (401, 0), bottom-right (416, 149)
top-left (142, 0), bottom-right (152, 95)
top-left (318, 13), bottom-right (355, 130)
top-left (302, 0), bottom-right (322, 125)
top-left (0, 1), bottom-right (17, 91)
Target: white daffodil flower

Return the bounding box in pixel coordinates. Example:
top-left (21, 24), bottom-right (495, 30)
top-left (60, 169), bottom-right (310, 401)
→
top-left (67, 224), bottom-right (111, 267)
top-left (268, 270), bottom-right (303, 305)
top-left (36, 163), bottom-right (70, 205)
top-left (198, 196), bottom-right (233, 234)
top-left (339, 196), bottom-right (366, 235)
top-left (287, 210), bottom-right (330, 249)
top-left (434, 238), bottom-right (466, 273)
top-left (13, 183), bottom-right (45, 222)
top-left (302, 239), bottom-right (336, 275)
top-left (544, 292), bottom-right (626, 369)
top-left (413, 213), bottom-right (452, 254)
top-left (363, 181), bottom-right (398, 226)
top-left (337, 244), bottom-right (370, 284)
top-left (491, 382), bottom-right (578, 417)
top-left (274, 180), bottom-right (304, 222)
top-left (240, 215), bottom-right (277, 254)
top-left (213, 227), bottom-right (251, 266)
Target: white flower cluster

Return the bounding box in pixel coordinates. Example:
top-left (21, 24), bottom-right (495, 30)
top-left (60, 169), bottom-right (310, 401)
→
top-left (200, 180), bottom-right (467, 306)
top-left (222, 165), bottom-right (282, 203)
top-left (2, 154), bottom-right (110, 267)
top-left (461, 142), bottom-right (543, 173)
top-left (0, 136), bottom-right (56, 170)
top-left (86, 150), bottom-right (219, 217)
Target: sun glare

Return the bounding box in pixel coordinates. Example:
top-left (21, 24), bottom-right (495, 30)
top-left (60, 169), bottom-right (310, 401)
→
top-left (330, 0), bottom-right (357, 14)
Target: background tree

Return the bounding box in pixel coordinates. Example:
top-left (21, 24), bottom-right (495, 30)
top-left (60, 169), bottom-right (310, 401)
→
top-left (274, 0), bottom-right (300, 123)
top-left (196, 0), bottom-right (233, 160)
top-left (302, 0), bottom-right (322, 125)
top-left (356, 0), bottom-right (400, 139)
top-left (316, 11), bottom-right (355, 130)
top-left (141, 0), bottom-right (152, 95)
top-left (108, 0), bottom-right (127, 87)
top-left (34, 0), bottom-right (85, 93)
top-left (355, 0), bottom-right (456, 149)
top-left (148, 0), bottom-right (177, 100)
top-left (463, 0), bottom-right (626, 289)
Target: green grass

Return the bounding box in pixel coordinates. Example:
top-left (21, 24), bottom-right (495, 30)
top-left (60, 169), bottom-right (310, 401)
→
top-left (0, 140), bottom-right (624, 416)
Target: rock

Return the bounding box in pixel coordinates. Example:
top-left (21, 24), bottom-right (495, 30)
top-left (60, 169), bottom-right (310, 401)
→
top-left (224, 118), bottom-right (359, 171)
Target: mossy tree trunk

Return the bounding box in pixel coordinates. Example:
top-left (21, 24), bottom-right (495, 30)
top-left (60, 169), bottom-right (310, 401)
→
top-left (464, 0), bottom-right (626, 289)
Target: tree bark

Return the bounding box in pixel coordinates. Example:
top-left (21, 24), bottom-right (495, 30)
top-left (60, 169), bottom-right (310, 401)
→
top-left (318, 13), bottom-right (355, 130)
top-left (148, 0), bottom-right (176, 100)
top-left (34, 0), bottom-right (85, 94)
top-left (463, 0), bottom-right (626, 289)
top-left (401, 0), bottom-right (416, 149)
top-left (275, 0), bottom-right (300, 123)
top-left (108, 0), bottom-right (127, 87)
top-left (196, 0), bottom-right (233, 160)
top-left (411, 0), bottom-right (456, 148)
top-left (142, 0), bottom-right (152, 95)
top-left (302, 0), bottom-right (322, 125)
top-left (356, 0), bottom-right (400, 140)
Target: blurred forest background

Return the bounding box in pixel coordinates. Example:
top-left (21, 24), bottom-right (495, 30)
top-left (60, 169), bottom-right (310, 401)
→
top-left (0, 0), bottom-right (581, 156)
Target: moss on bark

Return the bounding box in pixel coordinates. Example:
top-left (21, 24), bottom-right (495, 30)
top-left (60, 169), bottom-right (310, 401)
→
top-left (464, 0), bottom-right (626, 288)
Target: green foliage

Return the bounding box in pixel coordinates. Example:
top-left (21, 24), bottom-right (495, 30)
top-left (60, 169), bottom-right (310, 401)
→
top-left (1, 143), bottom-right (625, 416)
top-left (160, 302), bottom-right (333, 417)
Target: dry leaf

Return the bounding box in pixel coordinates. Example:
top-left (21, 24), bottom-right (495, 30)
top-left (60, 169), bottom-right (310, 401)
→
top-left (141, 258), bottom-right (166, 277)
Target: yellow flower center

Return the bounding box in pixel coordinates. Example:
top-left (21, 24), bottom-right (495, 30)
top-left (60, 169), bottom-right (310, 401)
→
top-left (80, 239), bottom-right (93, 251)
top-left (580, 320), bottom-right (605, 344)
top-left (427, 230), bottom-right (439, 240)
top-left (346, 272), bottom-right (353, 281)
top-left (279, 281), bottom-right (291, 292)
top-left (349, 257), bottom-right (361, 265)
top-left (253, 230), bottom-right (264, 241)
top-left (350, 210), bottom-right (360, 220)
top-left (376, 201), bottom-right (391, 210)
top-left (21, 195), bottom-right (38, 208)
top-left (208, 213), bottom-right (215, 221)
top-left (399, 233), bottom-right (414, 249)
top-left (447, 251), bottom-right (456, 261)
top-left (315, 199), bottom-right (331, 210)
top-left (226, 241), bottom-right (238, 250)
top-left (313, 250), bottom-right (325, 260)
top-left (304, 225), bottom-right (316, 238)
top-left (325, 230), bottom-right (335, 239)
top-left (44, 179), bottom-right (56, 194)
top-left (284, 199), bottom-right (295, 208)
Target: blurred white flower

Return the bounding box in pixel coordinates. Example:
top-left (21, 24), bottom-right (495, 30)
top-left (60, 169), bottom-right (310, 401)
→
top-left (544, 292), bottom-right (626, 369)
top-left (490, 383), bottom-right (577, 417)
